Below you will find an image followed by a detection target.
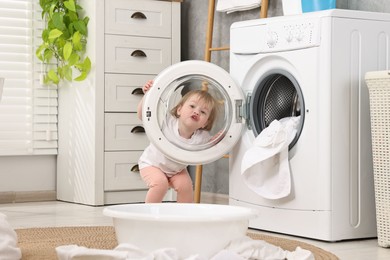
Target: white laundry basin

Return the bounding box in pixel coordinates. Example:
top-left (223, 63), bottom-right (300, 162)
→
top-left (103, 203), bottom-right (256, 258)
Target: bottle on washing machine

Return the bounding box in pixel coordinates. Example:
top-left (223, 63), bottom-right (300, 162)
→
top-left (301, 0), bottom-right (336, 13)
top-left (282, 0), bottom-right (302, 16)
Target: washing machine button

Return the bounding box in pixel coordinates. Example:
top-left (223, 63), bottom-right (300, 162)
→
top-left (286, 32), bottom-right (294, 43)
top-left (296, 30), bottom-right (305, 42)
top-left (266, 31), bottom-right (278, 48)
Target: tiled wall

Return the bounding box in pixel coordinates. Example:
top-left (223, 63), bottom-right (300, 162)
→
top-left (180, 0), bottom-right (388, 195)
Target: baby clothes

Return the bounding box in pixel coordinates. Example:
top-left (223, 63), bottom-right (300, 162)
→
top-left (138, 115), bottom-right (210, 176)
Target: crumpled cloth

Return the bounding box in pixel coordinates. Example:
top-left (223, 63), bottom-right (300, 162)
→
top-left (241, 117), bottom-right (300, 199)
top-left (0, 213), bottom-right (22, 260)
top-left (216, 0), bottom-right (261, 14)
top-left (56, 235), bottom-right (314, 260)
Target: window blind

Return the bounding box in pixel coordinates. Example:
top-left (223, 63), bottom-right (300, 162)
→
top-left (0, 0), bottom-right (58, 156)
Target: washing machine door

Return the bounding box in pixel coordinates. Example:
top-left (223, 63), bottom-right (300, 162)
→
top-left (142, 60), bottom-right (245, 165)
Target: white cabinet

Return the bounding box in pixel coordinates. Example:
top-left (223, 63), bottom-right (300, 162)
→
top-left (104, 74), bottom-right (152, 112)
top-left (105, 0), bottom-right (172, 37)
top-left (57, 0), bottom-right (180, 206)
top-left (105, 35), bottom-right (172, 74)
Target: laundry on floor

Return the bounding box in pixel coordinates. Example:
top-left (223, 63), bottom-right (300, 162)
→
top-left (241, 117), bottom-right (300, 200)
top-left (216, 0), bottom-right (261, 14)
top-left (56, 235), bottom-right (314, 260)
top-left (0, 213), bottom-right (22, 259)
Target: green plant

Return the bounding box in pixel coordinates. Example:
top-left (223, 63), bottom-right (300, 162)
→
top-left (36, 0), bottom-right (91, 85)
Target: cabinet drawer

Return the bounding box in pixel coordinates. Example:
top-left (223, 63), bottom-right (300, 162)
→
top-left (105, 113), bottom-right (149, 151)
top-left (104, 151), bottom-right (147, 191)
top-left (105, 0), bottom-right (171, 38)
top-left (105, 35), bottom-right (171, 74)
top-left (105, 74), bottom-right (156, 112)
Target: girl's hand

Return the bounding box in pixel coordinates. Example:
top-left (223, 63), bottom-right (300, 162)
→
top-left (209, 130), bottom-right (225, 143)
top-left (143, 80), bottom-right (153, 94)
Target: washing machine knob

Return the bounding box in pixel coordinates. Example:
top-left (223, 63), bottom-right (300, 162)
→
top-left (267, 31), bottom-right (278, 48)
top-left (286, 32), bottom-right (294, 43)
top-left (296, 31), bottom-right (305, 42)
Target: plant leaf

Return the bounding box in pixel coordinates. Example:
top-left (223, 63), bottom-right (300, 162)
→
top-left (67, 11), bottom-right (78, 22)
top-left (72, 31), bottom-right (81, 45)
top-left (74, 71), bottom-right (87, 81)
top-left (48, 29), bottom-right (63, 40)
top-left (36, 0), bottom-right (91, 84)
top-left (64, 0), bottom-right (76, 12)
top-left (42, 29), bottom-right (49, 42)
top-left (83, 57), bottom-right (91, 73)
top-left (74, 56), bottom-right (91, 72)
top-left (74, 57), bottom-right (91, 81)
top-left (43, 48), bottom-right (53, 63)
top-left (49, 3), bottom-right (56, 18)
top-left (64, 66), bottom-right (73, 81)
top-left (73, 21), bottom-right (87, 35)
top-left (47, 69), bottom-right (59, 85)
top-left (63, 42), bottom-right (73, 61)
top-left (83, 16), bottom-right (89, 26)
top-left (52, 13), bottom-right (65, 30)
top-left (35, 44), bottom-right (46, 60)
top-left (68, 53), bottom-right (79, 66)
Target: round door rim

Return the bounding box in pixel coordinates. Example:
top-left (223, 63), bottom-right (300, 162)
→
top-left (142, 60), bottom-right (245, 165)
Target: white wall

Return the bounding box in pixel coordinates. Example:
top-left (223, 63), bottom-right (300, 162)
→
top-left (0, 155), bottom-right (56, 191)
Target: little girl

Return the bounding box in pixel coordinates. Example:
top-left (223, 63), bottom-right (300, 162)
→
top-left (137, 80), bottom-right (218, 203)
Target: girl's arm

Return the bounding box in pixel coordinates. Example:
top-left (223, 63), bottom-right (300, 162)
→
top-left (137, 80), bottom-right (154, 121)
top-left (137, 96), bottom-right (144, 121)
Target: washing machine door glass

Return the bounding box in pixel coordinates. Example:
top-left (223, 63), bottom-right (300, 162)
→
top-left (142, 60), bottom-right (245, 165)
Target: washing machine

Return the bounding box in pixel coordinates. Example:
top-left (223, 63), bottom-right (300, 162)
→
top-left (229, 9), bottom-right (390, 241)
top-left (140, 9), bottom-right (390, 242)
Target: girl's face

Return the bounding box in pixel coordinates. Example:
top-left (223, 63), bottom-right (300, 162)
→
top-left (177, 94), bottom-right (211, 131)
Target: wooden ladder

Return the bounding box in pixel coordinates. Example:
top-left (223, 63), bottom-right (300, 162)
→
top-left (194, 0), bottom-right (269, 203)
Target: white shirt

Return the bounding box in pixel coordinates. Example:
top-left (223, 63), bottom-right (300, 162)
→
top-left (138, 115), bottom-right (211, 176)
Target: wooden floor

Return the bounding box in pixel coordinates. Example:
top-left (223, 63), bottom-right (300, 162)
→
top-left (0, 195), bottom-right (389, 259)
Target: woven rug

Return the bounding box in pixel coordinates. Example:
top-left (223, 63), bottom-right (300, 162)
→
top-left (15, 226), bottom-right (339, 260)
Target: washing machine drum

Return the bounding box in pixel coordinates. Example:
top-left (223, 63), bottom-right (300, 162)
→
top-left (142, 60), bottom-right (245, 165)
top-left (250, 73), bottom-right (305, 147)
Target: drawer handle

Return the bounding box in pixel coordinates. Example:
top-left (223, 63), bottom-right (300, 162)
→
top-left (131, 12), bottom-right (147, 19)
top-left (132, 88), bottom-right (144, 95)
top-left (131, 126), bottom-right (145, 133)
top-left (131, 50), bottom-right (147, 57)
top-left (131, 164), bottom-right (140, 172)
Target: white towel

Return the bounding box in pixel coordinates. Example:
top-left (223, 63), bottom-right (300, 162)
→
top-left (221, 236), bottom-right (314, 260)
top-left (216, 0), bottom-right (261, 14)
top-left (56, 235), bottom-right (314, 260)
top-left (241, 117), bottom-right (300, 199)
top-left (0, 213), bottom-right (22, 260)
top-left (56, 244), bottom-right (182, 260)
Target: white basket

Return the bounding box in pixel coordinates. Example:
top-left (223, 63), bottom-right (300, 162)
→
top-left (365, 70), bottom-right (390, 247)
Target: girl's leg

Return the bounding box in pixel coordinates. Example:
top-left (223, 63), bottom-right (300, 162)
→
top-left (140, 166), bottom-right (169, 203)
top-left (169, 168), bottom-right (194, 203)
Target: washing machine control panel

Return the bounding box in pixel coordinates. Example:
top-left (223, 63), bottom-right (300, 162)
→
top-left (264, 18), bottom-right (321, 52)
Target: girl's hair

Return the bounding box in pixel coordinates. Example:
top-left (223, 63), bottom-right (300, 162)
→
top-left (171, 90), bottom-right (218, 131)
